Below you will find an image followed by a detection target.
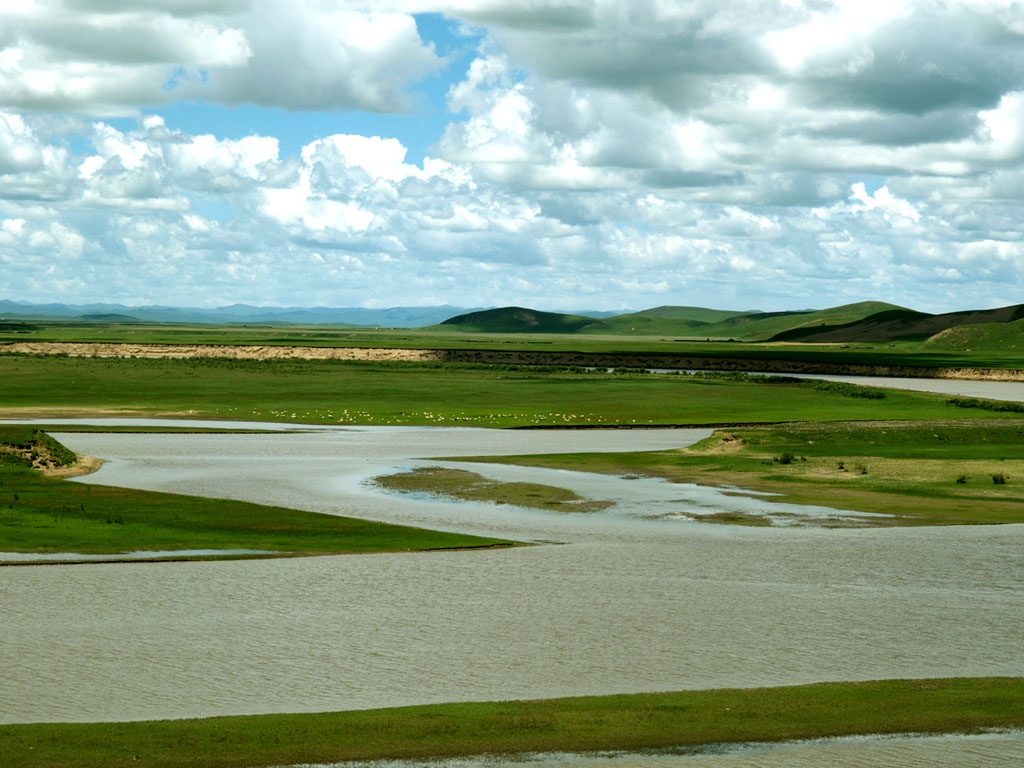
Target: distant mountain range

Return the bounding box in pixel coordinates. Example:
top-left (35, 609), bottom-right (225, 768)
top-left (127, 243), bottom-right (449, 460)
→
top-left (0, 300), bottom-right (625, 328)
top-left (3, 299), bottom-right (1022, 347)
top-left (0, 301), bottom-right (484, 328)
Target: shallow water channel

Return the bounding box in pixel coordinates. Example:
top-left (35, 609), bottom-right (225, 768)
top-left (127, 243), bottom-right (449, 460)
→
top-left (738, 372), bottom-right (1024, 402)
top-left (2, 420), bottom-right (1022, 734)
top-left (290, 730), bottom-right (1024, 768)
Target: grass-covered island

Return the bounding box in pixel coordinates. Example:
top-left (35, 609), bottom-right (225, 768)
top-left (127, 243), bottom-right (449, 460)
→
top-left (0, 426), bottom-right (514, 561)
top-left (0, 678), bottom-right (1020, 768)
top-left (376, 466), bottom-right (614, 513)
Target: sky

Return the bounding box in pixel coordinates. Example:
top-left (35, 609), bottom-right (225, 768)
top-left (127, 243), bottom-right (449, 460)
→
top-left (2, 1), bottom-right (1024, 313)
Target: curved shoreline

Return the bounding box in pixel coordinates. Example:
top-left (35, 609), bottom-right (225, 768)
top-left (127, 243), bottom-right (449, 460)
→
top-left (42, 454), bottom-right (105, 479)
top-left (0, 678), bottom-right (1020, 766)
top-left (4, 340), bottom-right (1024, 381)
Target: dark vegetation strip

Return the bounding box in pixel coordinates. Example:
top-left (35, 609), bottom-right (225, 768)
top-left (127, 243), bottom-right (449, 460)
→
top-left (0, 428), bottom-right (514, 558)
top-left (9, 340), bottom-right (1024, 376)
top-left (947, 396), bottom-right (1024, 413)
top-left (1, 678), bottom-right (1020, 768)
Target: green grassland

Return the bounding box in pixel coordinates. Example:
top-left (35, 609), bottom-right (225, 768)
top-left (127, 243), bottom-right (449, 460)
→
top-left (0, 355), bottom-right (1013, 427)
top-left (1, 678), bottom-right (1020, 768)
top-left (7, 319), bottom-right (1024, 370)
top-left (0, 427), bottom-right (512, 559)
top-left (925, 317), bottom-right (1024, 351)
top-left (4, 296), bottom-right (1024, 368)
top-left (460, 420), bottom-right (1024, 525)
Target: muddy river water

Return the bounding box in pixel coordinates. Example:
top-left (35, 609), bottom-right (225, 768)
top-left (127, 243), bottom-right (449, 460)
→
top-left (1, 373), bottom-right (1023, 766)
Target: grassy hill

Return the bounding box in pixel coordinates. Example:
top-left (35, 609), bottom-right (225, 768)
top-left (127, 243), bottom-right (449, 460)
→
top-left (586, 301), bottom-right (908, 340)
top-left (682, 301), bottom-right (909, 341)
top-left (771, 304), bottom-right (1024, 344)
top-left (435, 302), bottom-right (910, 340)
top-left (75, 313), bottom-right (146, 323)
top-left (580, 306), bottom-right (750, 335)
top-left (924, 317), bottom-right (1024, 351)
top-left (436, 305), bottom-right (751, 336)
top-left (436, 307), bottom-right (598, 333)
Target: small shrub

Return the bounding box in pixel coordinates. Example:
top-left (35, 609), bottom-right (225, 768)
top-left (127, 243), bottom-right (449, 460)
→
top-left (837, 461), bottom-right (845, 471)
top-left (955, 475), bottom-right (968, 484)
top-left (992, 473), bottom-right (1008, 485)
top-left (808, 380), bottom-right (886, 399)
top-left (773, 452), bottom-right (795, 465)
top-left (947, 397), bottom-right (1024, 414)
top-left (857, 465), bottom-right (868, 475)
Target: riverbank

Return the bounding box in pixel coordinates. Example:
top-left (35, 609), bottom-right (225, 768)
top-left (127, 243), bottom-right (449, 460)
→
top-left (1, 678), bottom-right (1020, 768)
top-left (0, 427), bottom-right (516, 561)
top-left (5, 341), bottom-right (1024, 381)
top-left (461, 420), bottom-right (1024, 526)
top-left (40, 454), bottom-right (105, 478)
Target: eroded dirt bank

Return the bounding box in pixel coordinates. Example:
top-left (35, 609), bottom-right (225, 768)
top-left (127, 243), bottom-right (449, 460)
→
top-left (4, 341), bottom-right (1024, 381)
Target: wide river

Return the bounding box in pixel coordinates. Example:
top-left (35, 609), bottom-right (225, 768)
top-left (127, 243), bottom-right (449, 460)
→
top-left (1, 373), bottom-right (1023, 766)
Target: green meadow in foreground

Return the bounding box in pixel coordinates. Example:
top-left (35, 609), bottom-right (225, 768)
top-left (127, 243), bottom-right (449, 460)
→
top-left (1, 678), bottom-right (1020, 768)
top-left (462, 420), bottom-right (1024, 525)
top-left (0, 427), bottom-right (512, 559)
top-left (0, 354), bottom-right (1015, 427)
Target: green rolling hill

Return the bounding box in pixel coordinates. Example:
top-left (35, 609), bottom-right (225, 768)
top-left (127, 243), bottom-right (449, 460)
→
top-left (705, 302), bottom-right (909, 341)
top-left (770, 304), bottom-right (1024, 344)
top-left (75, 313), bottom-right (147, 323)
top-left (585, 301), bottom-right (910, 340)
top-left (436, 306), bottom-right (599, 333)
top-left (579, 306), bottom-right (750, 335)
top-left (435, 301), bottom-right (912, 340)
top-left (924, 317), bottom-right (1024, 351)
